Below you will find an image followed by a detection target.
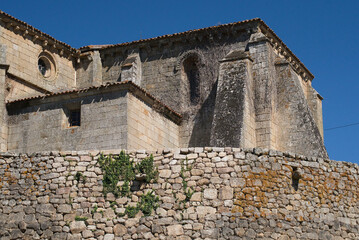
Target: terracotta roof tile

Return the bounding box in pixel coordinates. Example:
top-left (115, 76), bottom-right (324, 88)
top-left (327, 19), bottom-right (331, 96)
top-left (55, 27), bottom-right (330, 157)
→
top-left (0, 10), bottom-right (78, 54)
top-left (79, 18), bottom-right (260, 50)
top-left (78, 18), bottom-right (313, 80)
top-left (6, 81), bottom-right (182, 122)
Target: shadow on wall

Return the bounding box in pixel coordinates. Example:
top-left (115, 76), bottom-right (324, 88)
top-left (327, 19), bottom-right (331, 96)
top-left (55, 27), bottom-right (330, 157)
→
top-left (188, 80), bottom-right (218, 147)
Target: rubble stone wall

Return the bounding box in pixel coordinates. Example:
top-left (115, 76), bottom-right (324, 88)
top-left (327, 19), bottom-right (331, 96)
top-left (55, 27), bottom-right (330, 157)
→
top-left (0, 148), bottom-right (358, 240)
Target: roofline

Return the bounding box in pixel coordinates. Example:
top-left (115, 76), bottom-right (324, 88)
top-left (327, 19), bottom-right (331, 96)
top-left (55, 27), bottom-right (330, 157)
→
top-left (79, 18), bottom-right (261, 51)
top-left (257, 19), bottom-right (314, 80)
top-left (79, 18), bottom-right (313, 80)
top-left (6, 81), bottom-right (182, 124)
top-left (0, 10), bottom-right (78, 56)
top-left (0, 10), bottom-right (314, 80)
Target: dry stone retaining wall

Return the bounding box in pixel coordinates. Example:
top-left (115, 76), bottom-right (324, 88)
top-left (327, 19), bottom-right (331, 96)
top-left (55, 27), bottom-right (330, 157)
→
top-left (0, 147), bottom-right (358, 239)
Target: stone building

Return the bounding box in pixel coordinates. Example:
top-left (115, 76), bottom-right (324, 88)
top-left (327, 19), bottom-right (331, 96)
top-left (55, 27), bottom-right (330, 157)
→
top-left (0, 10), bottom-right (327, 158)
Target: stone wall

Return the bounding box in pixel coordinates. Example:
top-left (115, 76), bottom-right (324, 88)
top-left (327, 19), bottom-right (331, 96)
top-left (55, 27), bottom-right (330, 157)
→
top-left (7, 91), bottom-right (128, 153)
top-left (7, 86), bottom-right (180, 153)
top-left (127, 94), bottom-right (179, 150)
top-left (0, 148), bottom-right (358, 239)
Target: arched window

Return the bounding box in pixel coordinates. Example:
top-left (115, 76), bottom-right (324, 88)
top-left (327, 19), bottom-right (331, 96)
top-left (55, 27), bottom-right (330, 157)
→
top-left (182, 55), bottom-right (200, 105)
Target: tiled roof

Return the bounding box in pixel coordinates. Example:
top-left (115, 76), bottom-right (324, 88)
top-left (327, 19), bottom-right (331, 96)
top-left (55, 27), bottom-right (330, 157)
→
top-left (6, 81), bottom-right (182, 123)
top-left (78, 18), bottom-right (314, 80)
top-left (79, 18), bottom-right (260, 50)
top-left (1, 9), bottom-right (314, 80)
top-left (0, 10), bottom-right (78, 54)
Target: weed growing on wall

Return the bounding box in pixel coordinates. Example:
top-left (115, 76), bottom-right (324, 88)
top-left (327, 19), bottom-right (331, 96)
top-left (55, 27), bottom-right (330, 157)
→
top-left (75, 216), bottom-right (88, 221)
top-left (98, 151), bottom-right (159, 217)
top-left (98, 151), bottom-right (136, 197)
top-left (138, 190), bottom-right (159, 216)
top-left (179, 158), bottom-right (194, 208)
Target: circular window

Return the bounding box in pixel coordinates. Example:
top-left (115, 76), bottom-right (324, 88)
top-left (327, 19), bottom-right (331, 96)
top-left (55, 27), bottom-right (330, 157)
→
top-left (38, 52), bottom-right (56, 79)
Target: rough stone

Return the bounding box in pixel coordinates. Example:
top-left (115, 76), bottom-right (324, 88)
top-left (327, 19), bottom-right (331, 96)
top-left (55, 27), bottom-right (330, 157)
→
top-left (70, 221), bottom-right (86, 234)
top-left (114, 224), bottom-right (127, 236)
top-left (167, 224), bottom-right (184, 236)
top-left (203, 189), bottom-right (217, 199)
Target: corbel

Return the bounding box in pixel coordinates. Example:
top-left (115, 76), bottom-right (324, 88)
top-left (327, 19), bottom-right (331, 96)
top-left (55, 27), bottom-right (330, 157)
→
top-left (196, 34), bottom-right (203, 42)
top-left (23, 29), bottom-right (29, 37)
top-left (217, 32), bottom-right (223, 40)
top-left (43, 40), bottom-right (48, 47)
top-left (32, 35), bottom-right (39, 42)
top-left (167, 40), bottom-right (173, 48)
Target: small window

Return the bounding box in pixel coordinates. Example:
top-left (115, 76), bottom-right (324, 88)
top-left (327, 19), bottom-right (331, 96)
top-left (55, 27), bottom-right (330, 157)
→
top-left (38, 59), bottom-right (47, 76)
top-left (37, 52), bottom-right (56, 79)
top-left (69, 109), bottom-right (81, 127)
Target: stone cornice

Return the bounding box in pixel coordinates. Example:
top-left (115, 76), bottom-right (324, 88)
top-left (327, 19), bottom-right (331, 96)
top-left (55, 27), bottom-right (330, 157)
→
top-left (94, 18), bottom-right (314, 83)
top-left (96, 19), bottom-right (259, 54)
top-left (257, 21), bottom-right (314, 82)
top-left (0, 10), bottom-right (79, 58)
top-left (219, 50), bottom-right (253, 62)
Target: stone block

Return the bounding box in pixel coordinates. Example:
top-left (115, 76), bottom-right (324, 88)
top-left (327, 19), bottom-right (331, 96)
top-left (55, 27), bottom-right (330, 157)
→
top-left (70, 221), bottom-right (86, 234)
top-left (167, 224), bottom-right (184, 236)
top-left (159, 169), bottom-right (171, 178)
top-left (57, 204), bottom-right (72, 213)
top-left (219, 186), bottom-right (233, 200)
top-left (197, 206), bottom-right (216, 215)
top-left (190, 192), bottom-right (202, 202)
top-left (203, 188), bottom-right (217, 199)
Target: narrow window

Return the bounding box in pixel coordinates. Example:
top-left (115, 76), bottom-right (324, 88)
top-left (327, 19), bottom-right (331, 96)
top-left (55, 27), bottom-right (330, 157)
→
top-left (69, 109), bottom-right (81, 127)
top-left (183, 56), bottom-right (200, 105)
top-left (291, 167), bottom-right (301, 191)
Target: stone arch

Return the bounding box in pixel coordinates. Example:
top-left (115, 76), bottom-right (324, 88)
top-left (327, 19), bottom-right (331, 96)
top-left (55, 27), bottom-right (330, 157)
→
top-left (177, 50), bottom-right (204, 105)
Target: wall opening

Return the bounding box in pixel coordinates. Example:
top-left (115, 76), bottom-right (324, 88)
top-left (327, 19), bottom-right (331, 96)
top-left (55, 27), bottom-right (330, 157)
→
top-left (69, 109), bottom-right (81, 127)
top-left (63, 103), bottom-right (81, 128)
top-left (37, 51), bottom-right (57, 80)
top-left (182, 55), bottom-right (200, 105)
top-left (291, 167), bottom-right (301, 191)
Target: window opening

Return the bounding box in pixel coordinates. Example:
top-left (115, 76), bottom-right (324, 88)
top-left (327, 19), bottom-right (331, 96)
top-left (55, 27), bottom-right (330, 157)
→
top-left (69, 109), bottom-right (81, 127)
top-left (183, 56), bottom-right (200, 105)
top-left (38, 59), bottom-right (47, 76)
top-left (291, 167), bottom-right (301, 191)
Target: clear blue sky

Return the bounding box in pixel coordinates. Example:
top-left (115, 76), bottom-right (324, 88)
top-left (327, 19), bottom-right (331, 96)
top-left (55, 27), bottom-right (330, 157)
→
top-left (2, 0), bottom-right (359, 163)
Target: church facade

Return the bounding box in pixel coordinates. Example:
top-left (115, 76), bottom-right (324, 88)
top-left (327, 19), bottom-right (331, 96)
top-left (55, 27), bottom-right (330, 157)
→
top-left (0, 10), bottom-right (328, 158)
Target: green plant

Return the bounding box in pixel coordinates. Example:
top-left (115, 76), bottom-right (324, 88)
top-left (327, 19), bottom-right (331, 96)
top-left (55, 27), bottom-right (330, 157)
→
top-left (138, 190), bottom-right (159, 216)
top-left (75, 216), bottom-right (88, 221)
top-left (136, 155), bottom-right (158, 183)
top-left (110, 201), bottom-right (117, 210)
top-left (98, 152), bottom-right (136, 197)
top-left (75, 172), bottom-right (86, 183)
top-left (98, 152), bottom-right (160, 218)
top-left (180, 158), bottom-right (194, 205)
top-left (91, 205), bottom-right (98, 214)
top-left (98, 152), bottom-right (158, 197)
top-left (125, 206), bottom-right (139, 218)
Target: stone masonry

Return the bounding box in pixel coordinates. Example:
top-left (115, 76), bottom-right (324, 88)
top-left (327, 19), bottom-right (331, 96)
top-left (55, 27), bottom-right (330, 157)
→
top-left (0, 148), bottom-right (358, 239)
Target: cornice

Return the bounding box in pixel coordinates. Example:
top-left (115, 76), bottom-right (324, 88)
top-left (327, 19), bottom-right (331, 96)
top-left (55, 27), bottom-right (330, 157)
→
top-left (257, 21), bottom-right (314, 82)
top-left (0, 10), bottom-right (79, 59)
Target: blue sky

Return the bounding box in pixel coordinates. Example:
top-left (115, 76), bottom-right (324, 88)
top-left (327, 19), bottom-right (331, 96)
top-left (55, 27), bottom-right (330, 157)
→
top-left (1, 0), bottom-right (359, 163)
